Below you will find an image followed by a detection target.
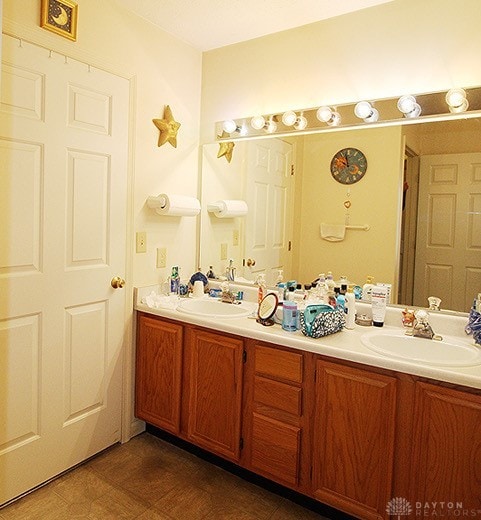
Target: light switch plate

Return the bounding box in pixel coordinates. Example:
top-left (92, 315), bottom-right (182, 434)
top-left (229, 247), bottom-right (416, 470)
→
top-left (136, 231), bottom-right (147, 253)
top-left (157, 247), bottom-right (167, 268)
top-left (220, 243), bottom-right (227, 260)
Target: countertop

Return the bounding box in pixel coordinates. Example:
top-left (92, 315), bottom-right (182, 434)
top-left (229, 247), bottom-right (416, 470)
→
top-left (134, 285), bottom-right (481, 390)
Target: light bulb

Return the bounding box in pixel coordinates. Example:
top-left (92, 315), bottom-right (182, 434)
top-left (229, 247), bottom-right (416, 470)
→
top-left (446, 88), bottom-right (469, 113)
top-left (354, 101), bottom-right (373, 120)
top-left (364, 107), bottom-right (379, 123)
top-left (294, 115), bottom-right (307, 130)
top-left (397, 95), bottom-right (421, 117)
top-left (282, 111), bottom-right (297, 126)
top-left (265, 118), bottom-right (277, 133)
top-left (250, 115), bottom-right (266, 130)
top-left (316, 106), bottom-right (333, 122)
top-left (327, 111), bottom-right (341, 126)
top-left (222, 120), bottom-right (237, 133)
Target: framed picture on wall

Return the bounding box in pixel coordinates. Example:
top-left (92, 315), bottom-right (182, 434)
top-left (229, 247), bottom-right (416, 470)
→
top-left (40, 0), bottom-right (78, 41)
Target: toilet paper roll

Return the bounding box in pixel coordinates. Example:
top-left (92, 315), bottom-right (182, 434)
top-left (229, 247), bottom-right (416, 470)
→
top-left (209, 200), bottom-right (248, 218)
top-left (147, 194), bottom-right (201, 216)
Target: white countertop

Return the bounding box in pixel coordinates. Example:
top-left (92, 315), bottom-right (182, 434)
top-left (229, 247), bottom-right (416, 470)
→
top-left (134, 285), bottom-right (481, 390)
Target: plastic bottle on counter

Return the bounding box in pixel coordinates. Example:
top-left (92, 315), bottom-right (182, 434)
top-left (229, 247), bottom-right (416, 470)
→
top-left (362, 276), bottom-right (375, 302)
top-left (345, 285), bottom-right (356, 329)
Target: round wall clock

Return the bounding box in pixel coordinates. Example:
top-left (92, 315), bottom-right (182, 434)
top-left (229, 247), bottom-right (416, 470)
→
top-left (330, 148), bottom-right (367, 185)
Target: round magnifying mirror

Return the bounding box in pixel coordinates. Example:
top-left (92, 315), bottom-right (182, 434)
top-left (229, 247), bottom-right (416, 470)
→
top-left (257, 293), bottom-right (279, 326)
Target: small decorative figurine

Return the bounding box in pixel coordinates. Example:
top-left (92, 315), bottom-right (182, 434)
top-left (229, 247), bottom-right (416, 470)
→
top-left (402, 308), bottom-right (415, 327)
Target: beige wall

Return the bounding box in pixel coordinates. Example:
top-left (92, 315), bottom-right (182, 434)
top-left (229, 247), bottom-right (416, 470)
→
top-left (3, 0), bottom-right (202, 287)
top-left (294, 127), bottom-right (404, 294)
top-left (200, 0), bottom-right (481, 143)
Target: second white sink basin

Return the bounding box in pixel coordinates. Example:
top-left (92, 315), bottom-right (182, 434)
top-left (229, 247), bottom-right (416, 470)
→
top-left (361, 330), bottom-right (481, 367)
top-left (177, 298), bottom-right (255, 319)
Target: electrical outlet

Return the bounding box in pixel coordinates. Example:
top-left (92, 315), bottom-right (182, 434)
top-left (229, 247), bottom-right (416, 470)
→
top-left (220, 243), bottom-right (228, 260)
top-left (157, 247), bottom-right (167, 268)
top-left (136, 231), bottom-right (147, 253)
top-left (233, 229), bottom-right (239, 246)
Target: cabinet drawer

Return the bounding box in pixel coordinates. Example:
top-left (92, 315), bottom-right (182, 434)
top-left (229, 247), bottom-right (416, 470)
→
top-left (251, 413), bottom-right (301, 487)
top-left (255, 345), bottom-right (303, 383)
top-left (254, 376), bottom-right (302, 416)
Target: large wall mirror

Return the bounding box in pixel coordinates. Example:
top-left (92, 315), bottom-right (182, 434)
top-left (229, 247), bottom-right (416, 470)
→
top-left (199, 112), bottom-right (481, 314)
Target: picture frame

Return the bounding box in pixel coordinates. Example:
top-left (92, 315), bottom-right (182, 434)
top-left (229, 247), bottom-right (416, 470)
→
top-left (40, 0), bottom-right (78, 41)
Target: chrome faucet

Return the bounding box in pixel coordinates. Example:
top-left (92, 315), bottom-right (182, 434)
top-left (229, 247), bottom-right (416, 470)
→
top-left (428, 296), bottom-right (441, 311)
top-left (405, 310), bottom-right (443, 341)
top-left (226, 258), bottom-right (235, 281)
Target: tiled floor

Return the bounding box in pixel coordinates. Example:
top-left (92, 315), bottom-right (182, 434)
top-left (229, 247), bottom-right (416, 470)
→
top-left (0, 432), bottom-right (330, 519)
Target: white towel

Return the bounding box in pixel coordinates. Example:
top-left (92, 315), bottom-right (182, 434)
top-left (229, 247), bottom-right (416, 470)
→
top-left (320, 223), bottom-right (346, 242)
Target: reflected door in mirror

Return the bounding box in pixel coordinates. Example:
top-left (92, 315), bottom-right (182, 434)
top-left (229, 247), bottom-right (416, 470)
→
top-left (244, 139), bottom-right (294, 285)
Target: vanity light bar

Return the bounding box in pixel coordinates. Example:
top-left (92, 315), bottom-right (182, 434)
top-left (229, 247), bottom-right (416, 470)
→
top-left (217, 86), bottom-right (481, 140)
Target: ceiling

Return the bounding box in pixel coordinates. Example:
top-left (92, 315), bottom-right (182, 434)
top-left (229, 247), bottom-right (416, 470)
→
top-left (115, 0), bottom-right (394, 51)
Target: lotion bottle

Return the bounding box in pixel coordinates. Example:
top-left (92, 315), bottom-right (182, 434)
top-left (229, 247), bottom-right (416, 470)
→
top-left (362, 276), bottom-right (375, 302)
top-left (344, 285), bottom-right (356, 329)
top-left (257, 273), bottom-right (266, 303)
top-left (371, 285), bottom-right (388, 327)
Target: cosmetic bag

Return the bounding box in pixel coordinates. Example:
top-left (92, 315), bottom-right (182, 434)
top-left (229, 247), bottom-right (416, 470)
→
top-left (300, 304), bottom-right (345, 338)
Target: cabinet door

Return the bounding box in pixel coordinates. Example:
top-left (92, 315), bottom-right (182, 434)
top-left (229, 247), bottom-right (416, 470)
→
top-left (313, 359), bottom-right (397, 520)
top-left (410, 382), bottom-right (481, 510)
top-left (185, 328), bottom-right (244, 462)
top-left (135, 315), bottom-right (183, 434)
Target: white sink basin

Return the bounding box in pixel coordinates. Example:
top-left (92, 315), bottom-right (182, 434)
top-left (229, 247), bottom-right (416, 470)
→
top-left (361, 330), bottom-right (481, 367)
top-left (177, 298), bottom-right (255, 319)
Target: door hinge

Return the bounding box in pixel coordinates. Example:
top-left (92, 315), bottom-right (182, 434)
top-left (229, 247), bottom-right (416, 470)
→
top-left (243, 350), bottom-right (247, 363)
top-left (290, 164), bottom-right (295, 176)
top-left (288, 241), bottom-right (292, 252)
top-left (240, 437), bottom-right (244, 450)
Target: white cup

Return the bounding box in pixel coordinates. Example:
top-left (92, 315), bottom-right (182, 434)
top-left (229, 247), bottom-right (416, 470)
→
top-left (193, 280), bottom-right (204, 298)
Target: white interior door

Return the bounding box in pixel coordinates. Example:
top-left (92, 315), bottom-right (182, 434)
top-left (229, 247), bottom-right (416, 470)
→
top-left (244, 139), bottom-right (294, 285)
top-left (0, 35), bottom-right (129, 504)
top-left (413, 153), bottom-right (481, 312)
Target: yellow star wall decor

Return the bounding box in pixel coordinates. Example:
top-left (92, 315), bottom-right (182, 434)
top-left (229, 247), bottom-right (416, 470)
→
top-left (217, 131), bottom-right (235, 162)
top-left (153, 105), bottom-right (181, 148)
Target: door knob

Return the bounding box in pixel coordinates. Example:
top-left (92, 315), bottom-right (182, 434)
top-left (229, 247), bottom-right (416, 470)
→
top-left (246, 258), bottom-right (256, 267)
top-left (111, 276), bottom-right (125, 289)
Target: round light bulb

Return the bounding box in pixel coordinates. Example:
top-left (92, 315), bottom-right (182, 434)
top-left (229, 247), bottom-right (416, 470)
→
top-left (294, 115), bottom-right (308, 130)
top-left (354, 101), bottom-right (373, 120)
top-left (282, 111), bottom-right (297, 126)
top-left (316, 106), bottom-right (333, 123)
top-left (446, 88), bottom-right (469, 112)
top-left (327, 111), bottom-right (341, 126)
top-left (250, 115), bottom-right (266, 130)
top-left (265, 118), bottom-right (277, 133)
top-left (397, 95), bottom-right (416, 114)
top-left (222, 120), bottom-right (237, 133)
top-left (364, 107), bottom-right (379, 123)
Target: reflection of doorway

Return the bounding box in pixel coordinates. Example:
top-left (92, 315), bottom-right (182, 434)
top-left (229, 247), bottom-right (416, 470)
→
top-left (399, 147), bottom-right (420, 305)
top-left (413, 153), bottom-right (481, 312)
top-left (243, 139), bottom-right (294, 285)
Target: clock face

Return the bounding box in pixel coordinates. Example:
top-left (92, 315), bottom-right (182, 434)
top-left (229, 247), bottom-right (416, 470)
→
top-left (330, 148), bottom-right (367, 185)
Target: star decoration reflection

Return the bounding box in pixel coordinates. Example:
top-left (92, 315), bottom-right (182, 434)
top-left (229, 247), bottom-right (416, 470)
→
top-left (153, 105), bottom-right (181, 147)
top-left (217, 131), bottom-right (235, 162)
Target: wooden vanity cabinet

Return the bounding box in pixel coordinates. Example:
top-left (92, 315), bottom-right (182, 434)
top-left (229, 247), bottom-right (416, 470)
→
top-left (136, 313), bottom-right (481, 519)
top-left (408, 381), bottom-right (481, 509)
top-left (312, 359), bottom-right (397, 520)
top-left (183, 327), bottom-right (244, 462)
top-left (242, 340), bottom-right (309, 490)
top-left (135, 313), bottom-right (183, 435)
